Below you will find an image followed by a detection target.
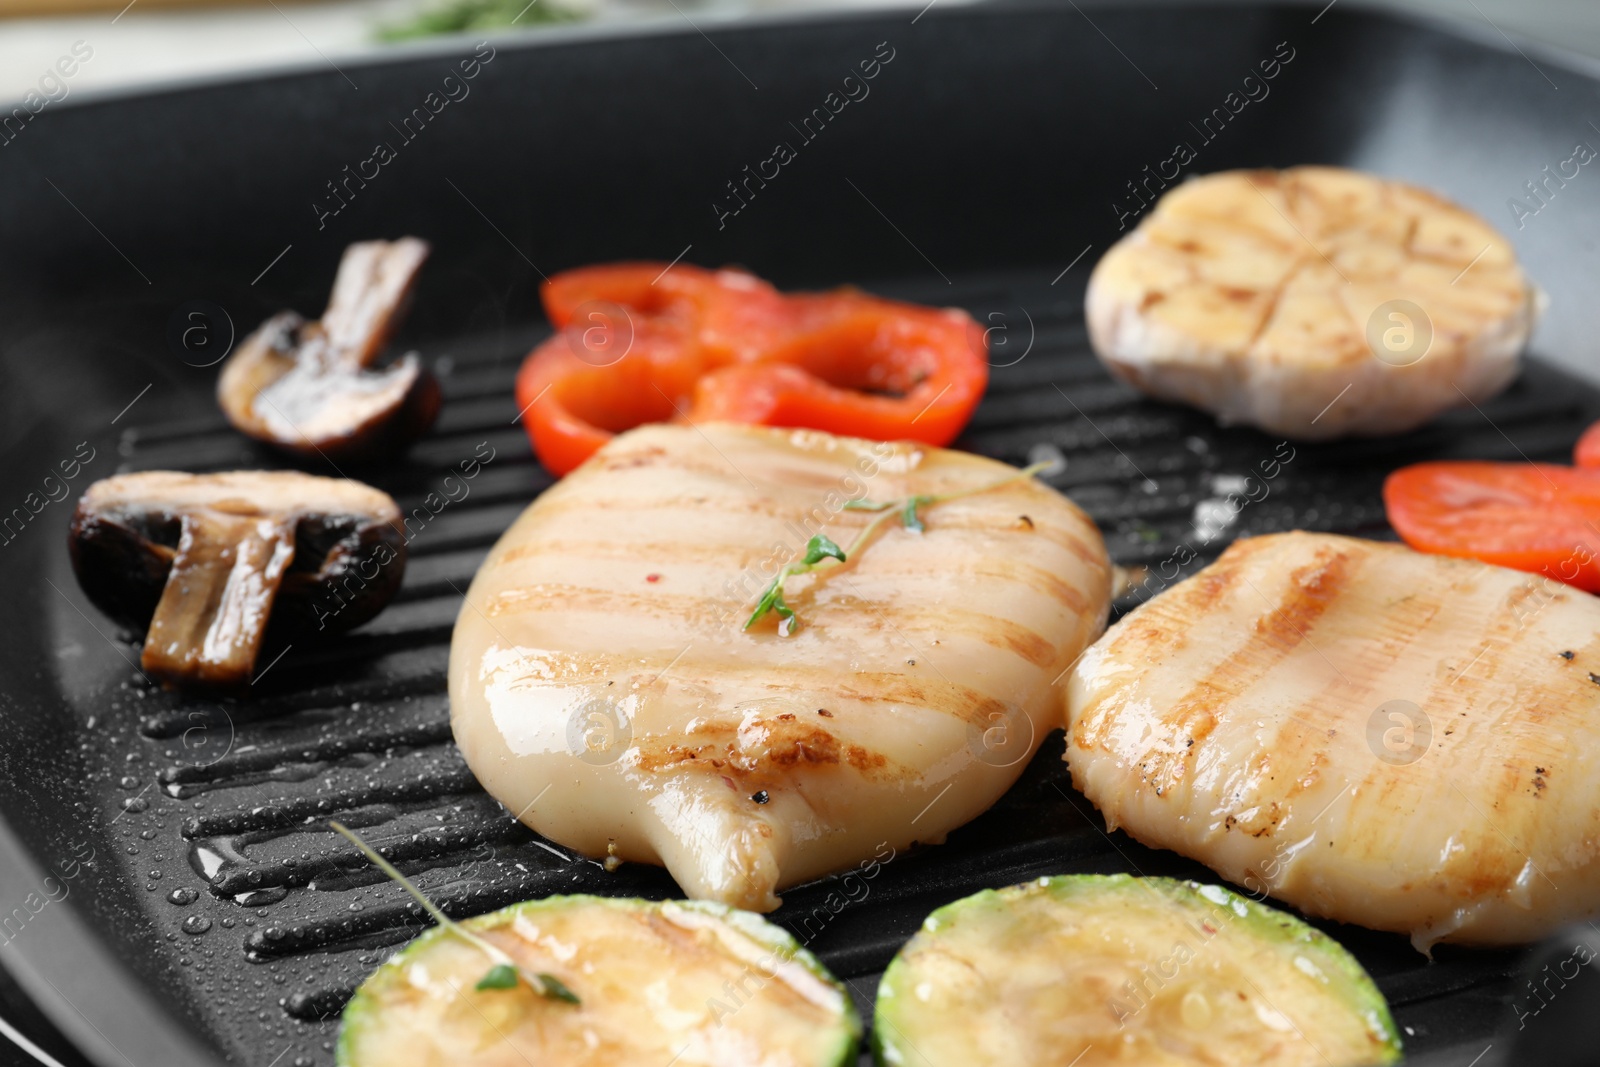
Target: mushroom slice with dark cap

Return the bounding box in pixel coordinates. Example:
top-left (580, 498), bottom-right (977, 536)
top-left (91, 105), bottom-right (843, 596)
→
top-left (69, 471), bottom-right (406, 688)
top-left (218, 238), bottom-right (441, 461)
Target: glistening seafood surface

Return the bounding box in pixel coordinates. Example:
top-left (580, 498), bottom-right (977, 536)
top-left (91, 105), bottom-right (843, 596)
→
top-left (450, 422), bottom-right (1111, 910)
top-left (1067, 531), bottom-right (1600, 950)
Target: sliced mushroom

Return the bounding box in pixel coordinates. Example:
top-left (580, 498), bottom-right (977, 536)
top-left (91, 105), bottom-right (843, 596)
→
top-left (69, 471), bottom-right (406, 688)
top-left (218, 238), bottom-right (441, 461)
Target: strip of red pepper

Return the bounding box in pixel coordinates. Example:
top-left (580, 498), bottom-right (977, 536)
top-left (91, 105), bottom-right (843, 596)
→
top-left (514, 263), bottom-right (989, 476)
top-left (1576, 418), bottom-right (1600, 468)
top-left (1383, 416), bottom-right (1600, 593)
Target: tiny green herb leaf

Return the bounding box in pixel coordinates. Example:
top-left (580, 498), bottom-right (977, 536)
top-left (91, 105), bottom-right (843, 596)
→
top-left (477, 963), bottom-right (520, 991)
top-left (744, 577), bottom-right (790, 631)
top-left (842, 498), bottom-right (892, 511)
top-left (744, 538), bottom-right (846, 632)
top-left (802, 534), bottom-right (846, 566)
top-left (536, 972), bottom-right (582, 1004)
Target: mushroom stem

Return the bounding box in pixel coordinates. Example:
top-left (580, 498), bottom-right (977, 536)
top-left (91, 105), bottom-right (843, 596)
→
top-left (143, 513), bottom-right (297, 686)
top-left (320, 237), bottom-right (429, 366)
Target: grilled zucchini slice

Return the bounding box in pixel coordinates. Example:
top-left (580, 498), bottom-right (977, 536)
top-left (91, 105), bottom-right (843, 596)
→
top-left (338, 895), bottom-right (860, 1067)
top-left (875, 875), bottom-right (1400, 1067)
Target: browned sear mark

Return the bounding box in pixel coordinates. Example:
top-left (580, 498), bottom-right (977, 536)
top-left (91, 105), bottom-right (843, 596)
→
top-left (637, 721), bottom-right (891, 779)
top-left (1254, 550), bottom-right (1352, 649)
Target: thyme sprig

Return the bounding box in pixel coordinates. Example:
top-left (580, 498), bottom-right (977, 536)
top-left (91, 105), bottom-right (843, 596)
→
top-left (743, 460), bottom-right (1054, 635)
top-left (330, 821), bottom-right (580, 1004)
top-left (743, 534), bottom-right (847, 635)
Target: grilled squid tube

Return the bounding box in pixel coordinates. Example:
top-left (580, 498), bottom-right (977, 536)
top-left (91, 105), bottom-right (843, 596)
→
top-left (449, 423), bottom-right (1111, 910)
top-left (1067, 531), bottom-right (1600, 950)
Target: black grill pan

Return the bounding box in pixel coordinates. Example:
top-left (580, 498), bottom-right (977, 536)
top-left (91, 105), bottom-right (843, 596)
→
top-left (1, 3), bottom-right (1598, 1065)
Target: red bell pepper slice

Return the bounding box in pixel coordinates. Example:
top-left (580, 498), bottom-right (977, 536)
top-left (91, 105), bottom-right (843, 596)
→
top-left (515, 263), bottom-right (988, 476)
top-left (1576, 419), bottom-right (1600, 468)
top-left (1383, 461), bottom-right (1600, 592)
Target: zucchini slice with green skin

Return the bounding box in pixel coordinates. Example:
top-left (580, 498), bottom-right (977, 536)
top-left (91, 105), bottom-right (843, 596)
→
top-left (338, 894), bottom-right (860, 1067)
top-left (874, 875), bottom-right (1401, 1067)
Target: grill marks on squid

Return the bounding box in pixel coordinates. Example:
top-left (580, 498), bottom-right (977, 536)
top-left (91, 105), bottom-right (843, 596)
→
top-left (1067, 530), bottom-right (1600, 947)
top-left (452, 423), bottom-right (1113, 909)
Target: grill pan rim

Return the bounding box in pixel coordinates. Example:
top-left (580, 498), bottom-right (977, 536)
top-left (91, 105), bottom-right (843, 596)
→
top-left (25, 0), bottom-right (1600, 139)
